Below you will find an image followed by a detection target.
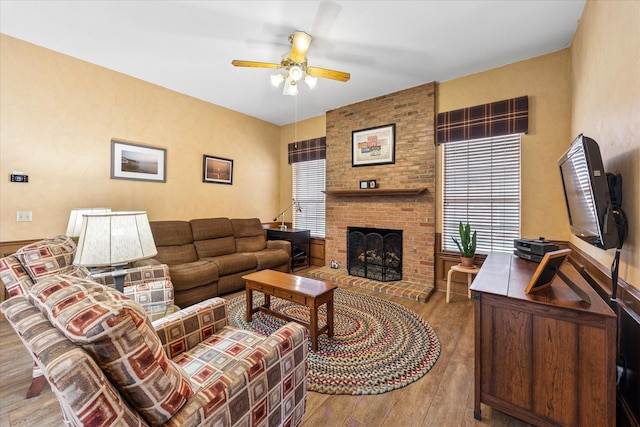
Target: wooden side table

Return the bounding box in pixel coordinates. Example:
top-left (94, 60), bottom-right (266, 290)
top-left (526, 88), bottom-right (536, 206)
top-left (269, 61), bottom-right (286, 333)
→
top-left (446, 264), bottom-right (480, 303)
top-left (266, 228), bottom-right (311, 271)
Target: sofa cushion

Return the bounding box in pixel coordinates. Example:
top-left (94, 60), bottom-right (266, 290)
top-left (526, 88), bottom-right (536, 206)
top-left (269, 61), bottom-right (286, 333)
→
top-left (150, 221), bottom-right (193, 246)
top-left (15, 235), bottom-right (89, 281)
top-left (155, 245), bottom-right (198, 265)
top-left (190, 218), bottom-right (234, 241)
top-left (191, 218), bottom-right (237, 258)
top-left (29, 275), bottom-right (192, 426)
top-left (207, 253), bottom-right (258, 276)
top-left (171, 284), bottom-right (219, 309)
top-left (0, 255), bottom-right (34, 296)
top-left (194, 237), bottom-right (236, 258)
top-left (169, 260), bottom-right (219, 290)
top-left (231, 218), bottom-right (268, 252)
top-left (253, 248), bottom-right (291, 270)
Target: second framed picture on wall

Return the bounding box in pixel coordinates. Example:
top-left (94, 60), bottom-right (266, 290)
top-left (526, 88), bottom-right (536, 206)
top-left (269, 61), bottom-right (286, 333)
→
top-left (203, 155), bottom-right (233, 185)
top-left (352, 123), bottom-right (396, 167)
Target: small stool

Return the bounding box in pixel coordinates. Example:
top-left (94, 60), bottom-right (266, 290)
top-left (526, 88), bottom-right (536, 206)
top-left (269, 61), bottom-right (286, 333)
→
top-left (446, 264), bottom-right (480, 303)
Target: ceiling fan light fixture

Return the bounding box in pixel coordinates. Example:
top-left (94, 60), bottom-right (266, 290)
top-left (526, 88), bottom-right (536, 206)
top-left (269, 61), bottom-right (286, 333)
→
top-left (232, 30), bottom-right (349, 96)
top-left (304, 74), bottom-right (317, 89)
top-left (289, 65), bottom-right (303, 82)
top-left (270, 73), bottom-right (285, 87)
top-left (283, 78), bottom-right (298, 96)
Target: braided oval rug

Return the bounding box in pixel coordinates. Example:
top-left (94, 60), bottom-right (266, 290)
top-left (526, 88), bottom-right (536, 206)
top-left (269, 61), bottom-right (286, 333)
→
top-left (227, 288), bottom-right (440, 395)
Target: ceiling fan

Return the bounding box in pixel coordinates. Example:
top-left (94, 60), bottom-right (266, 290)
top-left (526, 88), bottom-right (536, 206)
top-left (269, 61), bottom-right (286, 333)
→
top-left (232, 30), bottom-right (350, 96)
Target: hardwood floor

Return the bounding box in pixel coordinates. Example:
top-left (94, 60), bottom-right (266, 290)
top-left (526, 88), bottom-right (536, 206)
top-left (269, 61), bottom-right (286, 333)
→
top-left (0, 287), bottom-right (531, 426)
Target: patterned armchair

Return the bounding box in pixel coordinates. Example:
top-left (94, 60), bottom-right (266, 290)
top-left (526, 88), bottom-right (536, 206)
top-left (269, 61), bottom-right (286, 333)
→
top-left (0, 236), bottom-right (175, 397)
top-left (1, 274), bottom-right (308, 427)
top-left (0, 235), bottom-right (93, 397)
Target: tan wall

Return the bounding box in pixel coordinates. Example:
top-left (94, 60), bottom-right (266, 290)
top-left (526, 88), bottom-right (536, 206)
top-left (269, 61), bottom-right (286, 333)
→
top-left (436, 49), bottom-right (573, 243)
top-left (0, 35), bottom-right (281, 241)
top-left (278, 115), bottom-right (326, 223)
top-left (570, 0), bottom-right (639, 288)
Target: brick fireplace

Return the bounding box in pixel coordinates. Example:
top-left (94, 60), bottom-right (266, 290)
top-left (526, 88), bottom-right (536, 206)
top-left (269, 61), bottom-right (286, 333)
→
top-left (324, 83), bottom-right (436, 287)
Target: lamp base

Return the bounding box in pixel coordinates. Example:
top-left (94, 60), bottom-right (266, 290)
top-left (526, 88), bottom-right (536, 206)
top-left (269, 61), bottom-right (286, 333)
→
top-left (111, 265), bottom-right (127, 293)
top-left (279, 225), bottom-right (288, 231)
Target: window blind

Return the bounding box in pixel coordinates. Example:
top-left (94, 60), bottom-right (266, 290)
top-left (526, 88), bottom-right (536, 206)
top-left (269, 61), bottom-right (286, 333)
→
top-left (292, 158), bottom-right (326, 237)
top-left (442, 134), bottom-right (521, 253)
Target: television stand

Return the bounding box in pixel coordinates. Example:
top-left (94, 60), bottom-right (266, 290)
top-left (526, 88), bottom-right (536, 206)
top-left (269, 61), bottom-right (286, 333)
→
top-left (471, 252), bottom-right (616, 426)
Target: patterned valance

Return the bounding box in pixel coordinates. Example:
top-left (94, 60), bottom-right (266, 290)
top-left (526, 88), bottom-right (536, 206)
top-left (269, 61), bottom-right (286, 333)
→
top-left (288, 137), bottom-right (326, 164)
top-left (436, 96), bottom-right (528, 145)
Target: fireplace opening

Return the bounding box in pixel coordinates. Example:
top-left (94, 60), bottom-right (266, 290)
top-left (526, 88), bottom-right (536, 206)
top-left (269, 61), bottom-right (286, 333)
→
top-left (347, 227), bottom-right (402, 282)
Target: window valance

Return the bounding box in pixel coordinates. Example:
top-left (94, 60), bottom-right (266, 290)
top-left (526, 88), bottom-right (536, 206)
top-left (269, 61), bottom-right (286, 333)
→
top-left (436, 96), bottom-right (528, 145)
top-left (288, 137), bottom-right (326, 164)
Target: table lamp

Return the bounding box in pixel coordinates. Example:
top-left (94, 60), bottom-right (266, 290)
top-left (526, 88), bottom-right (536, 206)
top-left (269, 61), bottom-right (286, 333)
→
top-left (65, 208), bottom-right (111, 237)
top-left (73, 211), bottom-right (157, 292)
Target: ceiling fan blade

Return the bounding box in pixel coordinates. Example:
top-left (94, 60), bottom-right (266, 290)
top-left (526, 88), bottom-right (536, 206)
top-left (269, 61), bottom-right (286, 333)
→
top-left (231, 60), bottom-right (281, 69)
top-left (290, 31), bottom-right (312, 63)
top-left (307, 66), bottom-right (350, 82)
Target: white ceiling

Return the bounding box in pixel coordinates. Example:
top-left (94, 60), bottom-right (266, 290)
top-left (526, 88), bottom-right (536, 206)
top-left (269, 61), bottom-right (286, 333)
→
top-left (0, 1), bottom-right (585, 126)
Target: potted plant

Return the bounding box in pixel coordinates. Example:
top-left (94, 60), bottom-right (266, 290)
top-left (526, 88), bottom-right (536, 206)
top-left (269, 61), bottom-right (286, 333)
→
top-left (452, 221), bottom-right (477, 267)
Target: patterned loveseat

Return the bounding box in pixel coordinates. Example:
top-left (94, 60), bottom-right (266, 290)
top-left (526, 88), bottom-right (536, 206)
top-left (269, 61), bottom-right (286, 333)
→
top-left (1, 274), bottom-right (309, 426)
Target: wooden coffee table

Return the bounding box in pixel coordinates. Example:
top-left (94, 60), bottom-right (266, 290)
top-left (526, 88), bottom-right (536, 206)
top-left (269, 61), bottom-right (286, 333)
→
top-left (243, 269), bottom-right (337, 351)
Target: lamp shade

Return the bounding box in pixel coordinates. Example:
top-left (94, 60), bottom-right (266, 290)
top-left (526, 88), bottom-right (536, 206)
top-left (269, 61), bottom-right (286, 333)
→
top-left (65, 208), bottom-right (111, 237)
top-left (73, 211), bottom-right (157, 267)
top-left (304, 74), bottom-right (317, 89)
top-left (283, 78), bottom-right (298, 96)
top-left (289, 65), bottom-right (303, 81)
top-left (270, 73), bottom-right (285, 87)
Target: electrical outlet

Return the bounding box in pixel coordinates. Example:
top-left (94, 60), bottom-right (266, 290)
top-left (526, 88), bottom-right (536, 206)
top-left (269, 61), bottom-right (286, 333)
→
top-left (16, 211), bottom-right (32, 222)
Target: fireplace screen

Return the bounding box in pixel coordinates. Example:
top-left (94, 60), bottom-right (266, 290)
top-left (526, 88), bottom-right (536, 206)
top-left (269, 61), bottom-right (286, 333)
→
top-left (347, 227), bottom-right (402, 282)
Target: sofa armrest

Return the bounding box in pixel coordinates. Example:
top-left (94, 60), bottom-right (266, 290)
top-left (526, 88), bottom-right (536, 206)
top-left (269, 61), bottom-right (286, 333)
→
top-left (267, 239), bottom-right (291, 256)
top-left (153, 297), bottom-right (229, 359)
top-left (91, 264), bottom-right (175, 313)
top-left (165, 321), bottom-right (309, 427)
top-left (0, 255), bottom-right (34, 297)
top-left (92, 264), bottom-right (170, 285)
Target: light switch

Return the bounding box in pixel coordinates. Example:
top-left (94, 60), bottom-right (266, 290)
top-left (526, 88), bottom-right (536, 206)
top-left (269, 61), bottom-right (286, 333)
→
top-left (16, 211), bottom-right (32, 222)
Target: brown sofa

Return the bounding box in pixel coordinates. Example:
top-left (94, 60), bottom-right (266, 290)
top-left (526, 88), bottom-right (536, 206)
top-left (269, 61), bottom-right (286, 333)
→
top-left (144, 217), bottom-right (290, 307)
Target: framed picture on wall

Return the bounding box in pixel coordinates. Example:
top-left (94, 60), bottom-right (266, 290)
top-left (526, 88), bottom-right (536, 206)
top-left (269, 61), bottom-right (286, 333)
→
top-left (111, 139), bottom-right (166, 182)
top-left (352, 124), bottom-right (396, 167)
top-left (203, 155), bottom-right (233, 185)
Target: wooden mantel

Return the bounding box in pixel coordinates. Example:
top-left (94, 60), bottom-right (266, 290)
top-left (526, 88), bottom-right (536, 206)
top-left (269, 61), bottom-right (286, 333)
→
top-left (323, 187), bottom-right (429, 197)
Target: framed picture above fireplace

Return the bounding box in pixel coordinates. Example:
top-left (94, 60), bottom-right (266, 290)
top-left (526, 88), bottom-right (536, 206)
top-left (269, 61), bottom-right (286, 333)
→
top-left (352, 124), bottom-right (395, 167)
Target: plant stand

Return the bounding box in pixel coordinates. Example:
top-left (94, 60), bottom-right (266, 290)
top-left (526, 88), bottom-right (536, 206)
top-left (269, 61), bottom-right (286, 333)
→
top-left (446, 264), bottom-right (479, 303)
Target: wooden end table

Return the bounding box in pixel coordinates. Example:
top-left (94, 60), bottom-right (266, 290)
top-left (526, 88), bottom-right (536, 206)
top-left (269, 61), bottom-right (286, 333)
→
top-left (243, 269), bottom-right (337, 351)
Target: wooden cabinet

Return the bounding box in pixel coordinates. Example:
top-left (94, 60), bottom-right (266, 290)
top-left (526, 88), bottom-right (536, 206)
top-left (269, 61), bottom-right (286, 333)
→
top-left (266, 228), bottom-right (311, 271)
top-left (471, 252), bottom-right (616, 426)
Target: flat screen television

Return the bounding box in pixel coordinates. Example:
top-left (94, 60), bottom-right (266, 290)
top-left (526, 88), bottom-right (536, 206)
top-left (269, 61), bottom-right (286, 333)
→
top-left (558, 134), bottom-right (619, 249)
